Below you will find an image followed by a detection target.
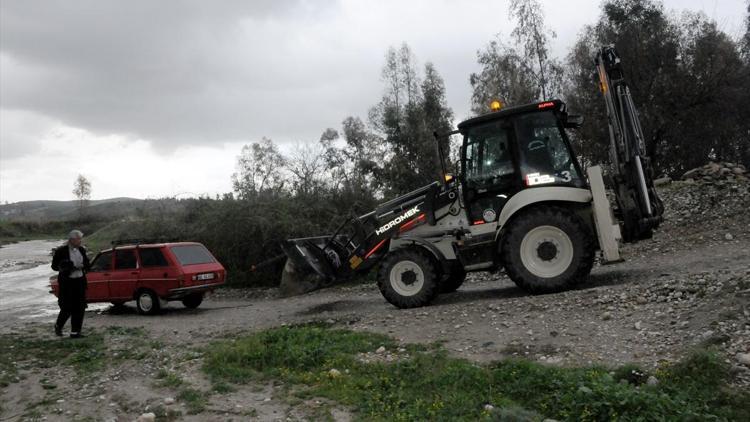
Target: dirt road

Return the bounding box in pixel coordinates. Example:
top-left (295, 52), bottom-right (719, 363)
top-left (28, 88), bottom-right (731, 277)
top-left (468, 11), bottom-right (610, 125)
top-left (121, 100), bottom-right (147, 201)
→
top-left (15, 225), bottom-right (746, 368)
top-left (1, 181), bottom-right (748, 421)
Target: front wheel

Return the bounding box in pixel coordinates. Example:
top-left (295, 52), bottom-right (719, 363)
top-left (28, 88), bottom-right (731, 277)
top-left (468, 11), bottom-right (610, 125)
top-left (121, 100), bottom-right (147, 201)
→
top-left (501, 206), bottom-right (595, 294)
top-left (377, 248), bottom-right (440, 309)
top-left (439, 261), bottom-right (466, 293)
top-left (182, 293), bottom-right (204, 309)
top-left (136, 290), bottom-right (161, 315)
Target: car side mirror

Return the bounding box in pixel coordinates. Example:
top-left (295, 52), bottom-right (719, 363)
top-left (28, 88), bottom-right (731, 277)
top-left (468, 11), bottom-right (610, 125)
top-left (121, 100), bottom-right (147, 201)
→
top-left (564, 114), bottom-right (584, 129)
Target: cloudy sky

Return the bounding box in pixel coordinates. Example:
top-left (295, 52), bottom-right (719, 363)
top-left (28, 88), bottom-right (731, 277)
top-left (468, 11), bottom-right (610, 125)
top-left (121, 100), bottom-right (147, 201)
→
top-left (1, 0), bottom-right (746, 203)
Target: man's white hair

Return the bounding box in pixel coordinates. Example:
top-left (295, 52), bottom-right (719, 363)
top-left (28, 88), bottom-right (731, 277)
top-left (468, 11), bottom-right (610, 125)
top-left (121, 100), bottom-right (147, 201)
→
top-left (68, 229), bottom-right (84, 239)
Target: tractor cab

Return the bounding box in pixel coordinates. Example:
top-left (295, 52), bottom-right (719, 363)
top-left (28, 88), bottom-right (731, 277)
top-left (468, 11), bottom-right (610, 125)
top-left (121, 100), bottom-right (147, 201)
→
top-left (457, 100), bottom-right (585, 225)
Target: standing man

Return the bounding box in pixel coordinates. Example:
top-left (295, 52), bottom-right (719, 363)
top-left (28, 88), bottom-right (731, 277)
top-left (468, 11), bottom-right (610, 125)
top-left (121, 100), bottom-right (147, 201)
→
top-left (52, 230), bottom-right (91, 338)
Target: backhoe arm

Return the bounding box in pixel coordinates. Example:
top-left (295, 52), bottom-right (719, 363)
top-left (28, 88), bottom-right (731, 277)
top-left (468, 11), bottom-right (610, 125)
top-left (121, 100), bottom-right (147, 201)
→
top-left (595, 45), bottom-right (664, 242)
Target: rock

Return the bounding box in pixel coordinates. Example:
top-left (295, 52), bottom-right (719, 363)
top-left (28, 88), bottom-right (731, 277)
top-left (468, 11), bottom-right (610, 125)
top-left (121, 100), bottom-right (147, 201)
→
top-left (737, 353), bottom-right (750, 366)
top-left (136, 413), bottom-right (156, 422)
top-left (682, 168), bottom-right (700, 179)
top-left (724, 233), bottom-right (734, 241)
top-left (646, 375), bottom-right (659, 386)
top-left (484, 404), bottom-right (495, 411)
top-left (729, 365), bottom-right (749, 375)
top-left (328, 368), bottom-right (342, 378)
top-left (654, 176), bottom-right (672, 186)
top-left (602, 312), bottom-right (612, 321)
top-left (634, 321), bottom-right (643, 330)
top-left (376, 346), bottom-right (386, 354)
top-left (164, 397), bottom-right (175, 405)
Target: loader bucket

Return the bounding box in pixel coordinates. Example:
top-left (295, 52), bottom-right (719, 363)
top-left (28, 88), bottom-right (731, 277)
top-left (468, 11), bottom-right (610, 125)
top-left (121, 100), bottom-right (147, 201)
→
top-left (278, 239), bottom-right (339, 297)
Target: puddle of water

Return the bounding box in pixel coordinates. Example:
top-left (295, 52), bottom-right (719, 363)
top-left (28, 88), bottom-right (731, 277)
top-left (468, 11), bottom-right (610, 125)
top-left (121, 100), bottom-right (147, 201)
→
top-left (0, 239), bottom-right (110, 320)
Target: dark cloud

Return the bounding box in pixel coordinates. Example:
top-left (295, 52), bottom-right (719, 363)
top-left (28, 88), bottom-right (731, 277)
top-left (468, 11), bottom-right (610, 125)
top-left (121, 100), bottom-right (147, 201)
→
top-left (1, 0), bottom-right (745, 154)
top-left (1, 0), bottom-right (343, 148)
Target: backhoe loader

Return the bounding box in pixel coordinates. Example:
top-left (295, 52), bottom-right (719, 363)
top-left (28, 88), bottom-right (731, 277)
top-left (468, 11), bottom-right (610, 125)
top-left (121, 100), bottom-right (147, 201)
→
top-left (277, 45), bottom-right (664, 309)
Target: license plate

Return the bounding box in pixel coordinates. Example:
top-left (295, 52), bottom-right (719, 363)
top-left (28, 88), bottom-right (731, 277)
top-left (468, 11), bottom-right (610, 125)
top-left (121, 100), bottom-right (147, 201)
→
top-left (195, 273), bottom-right (215, 281)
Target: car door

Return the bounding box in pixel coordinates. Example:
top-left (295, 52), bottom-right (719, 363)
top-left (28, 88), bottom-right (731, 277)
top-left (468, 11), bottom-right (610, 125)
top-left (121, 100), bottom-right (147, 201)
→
top-left (462, 119), bottom-right (522, 225)
top-left (85, 251), bottom-right (112, 302)
top-left (108, 248), bottom-right (140, 301)
top-left (137, 247), bottom-right (179, 297)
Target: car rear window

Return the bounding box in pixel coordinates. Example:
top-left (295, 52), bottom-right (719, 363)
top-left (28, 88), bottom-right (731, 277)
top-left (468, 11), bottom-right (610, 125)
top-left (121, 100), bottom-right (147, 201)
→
top-left (139, 248), bottom-right (169, 267)
top-left (170, 245), bottom-right (216, 265)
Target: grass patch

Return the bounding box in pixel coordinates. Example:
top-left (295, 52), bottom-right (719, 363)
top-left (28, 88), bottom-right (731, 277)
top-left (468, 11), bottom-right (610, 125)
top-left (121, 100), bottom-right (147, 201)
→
top-left (0, 331), bottom-right (107, 386)
top-left (0, 326), bottom-right (158, 388)
top-left (151, 404), bottom-right (182, 421)
top-left (177, 386), bottom-right (208, 414)
top-left (204, 325), bottom-right (750, 421)
top-left (212, 380), bottom-right (236, 393)
top-left (154, 369), bottom-right (209, 414)
top-left (155, 369), bottom-right (185, 389)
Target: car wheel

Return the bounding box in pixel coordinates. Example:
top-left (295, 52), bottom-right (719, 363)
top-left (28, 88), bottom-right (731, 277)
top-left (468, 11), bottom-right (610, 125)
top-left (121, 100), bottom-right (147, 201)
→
top-left (136, 290), bottom-right (160, 315)
top-left (181, 293), bottom-right (203, 309)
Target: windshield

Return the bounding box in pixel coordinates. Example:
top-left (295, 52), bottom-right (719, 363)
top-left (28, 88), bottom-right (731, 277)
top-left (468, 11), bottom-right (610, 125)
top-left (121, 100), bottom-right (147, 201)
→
top-left (464, 119), bottom-right (515, 187)
top-left (170, 245), bottom-right (216, 266)
top-left (515, 111), bottom-right (582, 187)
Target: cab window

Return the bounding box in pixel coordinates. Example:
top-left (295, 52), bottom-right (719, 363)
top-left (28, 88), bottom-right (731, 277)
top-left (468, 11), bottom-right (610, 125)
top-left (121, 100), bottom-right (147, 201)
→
top-left (464, 120), bottom-right (515, 187)
top-left (90, 251), bottom-right (113, 272)
top-left (515, 111), bottom-right (582, 186)
top-left (114, 249), bottom-right (138, 269)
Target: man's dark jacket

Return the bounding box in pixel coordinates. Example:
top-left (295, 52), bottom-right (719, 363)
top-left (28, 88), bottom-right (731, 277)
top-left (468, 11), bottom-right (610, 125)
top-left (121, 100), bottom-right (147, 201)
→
top-left (51, 244), bottom-right (91, 285)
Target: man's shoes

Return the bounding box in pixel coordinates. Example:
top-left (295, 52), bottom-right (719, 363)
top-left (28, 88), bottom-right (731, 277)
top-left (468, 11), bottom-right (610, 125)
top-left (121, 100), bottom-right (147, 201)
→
top-left (70, 332), bottom-right (85, 339)
top-left (54, 324), bottom-right (63, 337)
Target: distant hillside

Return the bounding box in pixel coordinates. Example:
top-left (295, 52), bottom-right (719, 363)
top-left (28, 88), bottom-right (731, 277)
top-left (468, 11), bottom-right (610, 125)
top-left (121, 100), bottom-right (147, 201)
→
top-left (0, 198), bottom-right (144, 222)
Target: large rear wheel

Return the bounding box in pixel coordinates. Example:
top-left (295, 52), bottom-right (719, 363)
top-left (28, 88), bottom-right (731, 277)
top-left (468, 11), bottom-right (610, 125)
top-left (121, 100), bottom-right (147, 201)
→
top-left (377, 248), bottom-right (440, 309)
top-left (501, 206), bottom-right (595, 294)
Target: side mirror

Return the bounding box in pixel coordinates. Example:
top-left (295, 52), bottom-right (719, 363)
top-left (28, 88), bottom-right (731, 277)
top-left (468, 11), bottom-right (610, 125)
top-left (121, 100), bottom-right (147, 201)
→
top-left (564, 114), bottom-right (584, 129)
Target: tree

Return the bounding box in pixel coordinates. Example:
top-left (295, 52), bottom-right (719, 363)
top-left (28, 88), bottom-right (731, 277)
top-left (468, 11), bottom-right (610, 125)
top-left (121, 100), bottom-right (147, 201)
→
top-left (470, 0), bottom-right (562, 112)
top-left (470, 42), bottom-right (536, 113)
top-left (743, 2), bottom-right (750, 60)
top-left (287, 142), bottom-right (327, 198)
top-left (369, 44), bottom-right (455, 195)
top-left (231, 138), bottom-right (286, 199)
top-left (72, 174), bottom-right (91, 218)
top-left (564, 0), bottom-right (749, 176)
top-left (420, 63), bottom-right (455, 177)
top-left (509, 0), bottom-right (563, 99)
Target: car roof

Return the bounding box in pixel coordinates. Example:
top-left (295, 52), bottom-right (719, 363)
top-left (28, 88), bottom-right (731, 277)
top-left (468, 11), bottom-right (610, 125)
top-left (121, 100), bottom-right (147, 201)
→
top-left (456, 99), bottom-right (565, 132)
top-left (99, 241), bottom-right (203, 254)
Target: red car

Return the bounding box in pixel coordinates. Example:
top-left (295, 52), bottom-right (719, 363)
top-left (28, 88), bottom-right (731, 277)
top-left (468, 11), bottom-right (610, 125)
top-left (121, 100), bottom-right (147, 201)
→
top-left (50, 241), bottom-right (226, 315)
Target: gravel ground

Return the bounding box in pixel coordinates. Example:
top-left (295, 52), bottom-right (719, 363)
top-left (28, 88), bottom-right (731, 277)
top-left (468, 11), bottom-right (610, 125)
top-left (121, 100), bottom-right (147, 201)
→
top-left (1, 180), bottom-right (748, 421)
